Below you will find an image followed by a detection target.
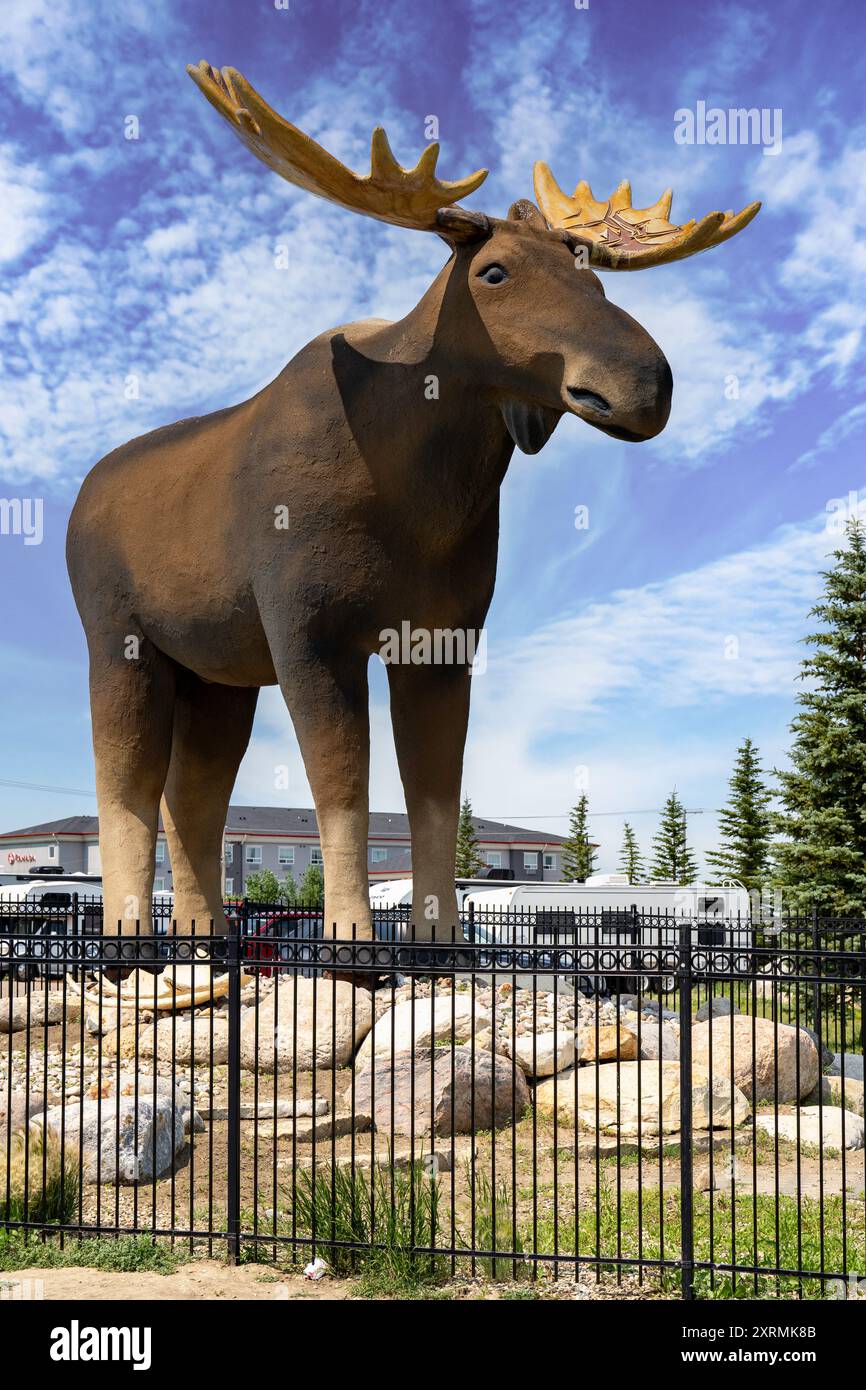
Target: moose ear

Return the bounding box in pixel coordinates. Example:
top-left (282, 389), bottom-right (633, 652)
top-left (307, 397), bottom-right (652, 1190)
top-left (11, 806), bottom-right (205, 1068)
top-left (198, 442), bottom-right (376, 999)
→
top-left (507, 199), bottom-right (548, 229)
top-left (435, 206), bottom-right (492, 245)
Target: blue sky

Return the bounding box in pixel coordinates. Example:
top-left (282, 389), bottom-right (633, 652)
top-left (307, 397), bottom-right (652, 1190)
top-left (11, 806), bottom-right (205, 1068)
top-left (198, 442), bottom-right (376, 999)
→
top-left (1, 0), bottom-right (864, 870)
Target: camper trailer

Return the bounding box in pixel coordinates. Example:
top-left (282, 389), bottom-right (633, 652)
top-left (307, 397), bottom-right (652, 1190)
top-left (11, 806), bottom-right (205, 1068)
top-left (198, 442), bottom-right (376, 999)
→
top-left (461, 873), bottom-right (753, 990)
top-left (0, 879), bottom-right (175, 978)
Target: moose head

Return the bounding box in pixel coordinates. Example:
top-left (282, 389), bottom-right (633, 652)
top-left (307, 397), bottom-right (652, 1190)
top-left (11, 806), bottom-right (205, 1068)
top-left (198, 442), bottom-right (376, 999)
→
top-left (189, 62), bottom-right (759, 455)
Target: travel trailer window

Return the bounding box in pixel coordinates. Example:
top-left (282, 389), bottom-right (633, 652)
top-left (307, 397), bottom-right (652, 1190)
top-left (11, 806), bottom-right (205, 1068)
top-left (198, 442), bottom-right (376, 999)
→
top-left (599, 909), bottom-right (636, 936)
top-left (39, 893), bottom-right (71, 909)
top-left (534, 909), bottom-right (576, 940)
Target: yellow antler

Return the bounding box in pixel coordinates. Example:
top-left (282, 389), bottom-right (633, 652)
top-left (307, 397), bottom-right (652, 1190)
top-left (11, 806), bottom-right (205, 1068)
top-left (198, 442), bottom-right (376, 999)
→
top-left (533, 162), bottom-right (760, 269)
top-left (188, 62), bottom-right (488, 232)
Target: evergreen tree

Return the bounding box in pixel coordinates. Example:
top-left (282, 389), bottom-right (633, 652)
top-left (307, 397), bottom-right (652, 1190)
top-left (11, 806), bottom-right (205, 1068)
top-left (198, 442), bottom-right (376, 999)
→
top-left (455, 796), bottom-right (485, 877)
top-left (298, 863), bottom-right (325, 908)
top-left (705, 738), bottom-right (773, 891)
top-left (619, 822), bottom-right (644, 884)
top-left (244, 868), bottom-right (281, 903)
top-left (650, 790), bottom-right (698, 884)
top-left (561, 795), bottom-right (597, 882)
top-left (774, 521), bottom-right (866, 913)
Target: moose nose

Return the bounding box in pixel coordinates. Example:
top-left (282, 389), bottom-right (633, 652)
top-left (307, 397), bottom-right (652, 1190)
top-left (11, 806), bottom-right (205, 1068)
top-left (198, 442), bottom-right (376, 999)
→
top-left (610, 351), bottom-right (673, 441)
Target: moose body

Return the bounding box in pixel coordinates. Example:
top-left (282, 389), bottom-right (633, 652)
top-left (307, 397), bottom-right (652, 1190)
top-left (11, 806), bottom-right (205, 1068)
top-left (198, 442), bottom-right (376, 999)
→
top-left (67, 62), bottom-right (758, 941)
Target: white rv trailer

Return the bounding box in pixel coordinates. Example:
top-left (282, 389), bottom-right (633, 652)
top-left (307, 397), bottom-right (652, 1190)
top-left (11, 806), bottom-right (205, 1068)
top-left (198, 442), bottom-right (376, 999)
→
top-left (462, 874), bottom-right (753, 990)
top-left (0, 879), bottom-right (175, 978)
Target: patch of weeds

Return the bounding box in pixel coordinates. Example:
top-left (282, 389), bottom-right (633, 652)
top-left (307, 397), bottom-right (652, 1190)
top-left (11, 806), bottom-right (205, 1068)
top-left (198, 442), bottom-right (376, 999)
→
top-left (0, 1231), bottom-right (182, 1274)
top-left (280, 1152), bottom-right (447, 1295)
top-left (457, 1168), bottom-right (530, 1280)
top-left (0, 1129), bottom-right (78, 1227)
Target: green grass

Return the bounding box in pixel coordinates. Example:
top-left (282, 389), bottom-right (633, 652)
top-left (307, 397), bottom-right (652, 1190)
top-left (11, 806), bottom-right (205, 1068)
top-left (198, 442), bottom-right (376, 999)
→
top-left (276, 1156), bottom-right (448, 1295)
top-left (0, 1231), bottom-right (183, 1274)
top-left (530, 1180), bottom-right (865, 1299)
top-left (457, 1168), bottom-right (530, 1280)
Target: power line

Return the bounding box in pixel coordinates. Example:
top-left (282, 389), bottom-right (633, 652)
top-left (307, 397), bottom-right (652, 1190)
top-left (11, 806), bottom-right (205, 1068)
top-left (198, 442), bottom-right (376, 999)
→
top-left (491, 808), bottom-right (713, 820)
top-left (0, 779), bottom-right (96, 798)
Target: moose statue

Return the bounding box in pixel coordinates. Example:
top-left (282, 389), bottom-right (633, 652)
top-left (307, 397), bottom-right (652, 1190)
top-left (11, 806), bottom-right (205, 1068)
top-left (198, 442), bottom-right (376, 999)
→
top-left (67, 62), bottom-right (759, 942)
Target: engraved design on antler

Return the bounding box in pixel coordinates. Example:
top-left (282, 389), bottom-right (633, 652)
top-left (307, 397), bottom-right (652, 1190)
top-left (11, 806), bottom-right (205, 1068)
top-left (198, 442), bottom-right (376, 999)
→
top-left (533, 163), bottom-right (760, 269)
top-left (187, 62), bottom-right (488, 232)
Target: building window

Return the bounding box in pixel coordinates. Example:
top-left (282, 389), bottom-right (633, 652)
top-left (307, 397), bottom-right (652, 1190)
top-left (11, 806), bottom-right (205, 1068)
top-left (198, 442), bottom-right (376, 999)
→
top-left (224, 841), bottom-right (233, 863)
top-left (523, 852), bottom-right (538, 873)
top-left (224, 878), bottom-right (234, 896)
top-left (370, 848), bottom-right (387, 863)
top-left (154, 877), bottom-right (165, 893)
top-left (245, 845), bottom-right (262, 865)
top-left (48, 845), bottom-right (56, 859)
top-left (311, 847), bottom-right (324, 867)
top-left (485, 851), bottom-right (503, 869)
top-left (543, 853), bottom-right (556, 871)
top-left (278, 845), bottom-right (295, 866)
top-left (155, 842), bottom-right (165, 864)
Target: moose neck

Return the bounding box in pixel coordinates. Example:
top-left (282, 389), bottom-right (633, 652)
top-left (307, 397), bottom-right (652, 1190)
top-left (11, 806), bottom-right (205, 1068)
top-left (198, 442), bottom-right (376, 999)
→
top-left (331, 258), bottom-right (516, 552)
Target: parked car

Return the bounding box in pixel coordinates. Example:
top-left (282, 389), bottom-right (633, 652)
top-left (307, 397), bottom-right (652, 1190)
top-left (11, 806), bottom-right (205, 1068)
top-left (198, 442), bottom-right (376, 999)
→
top-left (242, 909), bottom-right (323, 976)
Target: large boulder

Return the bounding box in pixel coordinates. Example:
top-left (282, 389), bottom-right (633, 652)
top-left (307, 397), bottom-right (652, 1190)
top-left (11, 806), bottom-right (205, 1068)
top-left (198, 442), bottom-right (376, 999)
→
top-left (691, 1015), bottom-right (819, 1104)
top-left (535, 1060), bottom-right (750, 1136)
top-left (85, 1071), bottom-right (202, 1135)
top-left (240, 976), bottom-right (373, 1072)
top-left (755, 1107), bottom-right (865, 1152)
top-left (632, 1018), bottom-right (680, 1060)
top-left (0, 1089), bottom-right (60, 1136)
top-left (576, 1023), bottom-right (637, 1064)
top-left (695, 996), bottom-right (738, 1023)
top-left (509, 1030), bottom-right (574, 1078)
top-left (799, 1025), bottom-right (833, 1071)
top-left (0, 992), bottom-right (79, 1033)
top-left (139, 1014), bottom-right (229, 1066)
top-left (827, 1052), bottom-right (865, 1083)
top-left (43, 1097), bottom-right (185, 1184)
top-left (354, 994), bottom-right (489, 1072)
top-left (355, 1045), bottom-right (530, 1137)
top-left (802, 1074), bottom-right (864, 1116)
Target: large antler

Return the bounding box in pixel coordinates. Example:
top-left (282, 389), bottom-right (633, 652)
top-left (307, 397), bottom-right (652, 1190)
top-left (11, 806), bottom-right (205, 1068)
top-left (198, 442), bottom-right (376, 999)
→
top-left (534, 163), bottom-right (760, 269)
top-left (187, 62), bottom-right (488, 233)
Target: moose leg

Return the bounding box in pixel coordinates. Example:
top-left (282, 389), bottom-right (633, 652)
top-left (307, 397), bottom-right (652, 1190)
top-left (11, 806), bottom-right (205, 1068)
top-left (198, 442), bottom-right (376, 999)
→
top-left (387, 662), bottom-right (472, 942)
top-left (161, 674), bottom-right (259, 935)
top-left (88, 635), bottom-right (176, 936)
top-left (275, 648), bottom-right (373, 941)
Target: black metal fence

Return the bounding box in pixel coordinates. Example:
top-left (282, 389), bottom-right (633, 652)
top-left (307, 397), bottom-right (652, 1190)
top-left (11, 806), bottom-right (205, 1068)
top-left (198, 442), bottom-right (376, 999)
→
top-left (1, 898), bottom-right (865, 1298)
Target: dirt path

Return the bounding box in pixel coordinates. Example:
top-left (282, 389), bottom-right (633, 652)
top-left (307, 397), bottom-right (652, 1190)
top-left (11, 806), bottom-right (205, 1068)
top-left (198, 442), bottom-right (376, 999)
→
top-left (0, 1260), bottom-right (355, 1300)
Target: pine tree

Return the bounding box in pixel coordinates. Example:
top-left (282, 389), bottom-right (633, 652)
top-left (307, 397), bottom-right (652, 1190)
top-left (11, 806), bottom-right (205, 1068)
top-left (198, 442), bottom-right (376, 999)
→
top-left (650, 790), bottom-right (698, 884)
top-left (705, 738), bottom-right (773, 891)
top-left (774, 520), bottom-right (866, 913)
top-left (619, 822), bottom-right (644, 884)
top-left (455, 796), bottom-right (485, 877)
top-left (561, 795), bottom-right (597, 882)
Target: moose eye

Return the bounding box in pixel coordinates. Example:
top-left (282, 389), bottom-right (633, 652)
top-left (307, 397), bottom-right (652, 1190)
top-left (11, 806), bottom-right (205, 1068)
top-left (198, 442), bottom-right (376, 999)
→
top-left (477, 263), bottom-right (508, 285)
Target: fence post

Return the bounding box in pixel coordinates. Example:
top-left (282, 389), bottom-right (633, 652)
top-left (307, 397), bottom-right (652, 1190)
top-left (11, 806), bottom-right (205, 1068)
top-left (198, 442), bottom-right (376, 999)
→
top-left (71, 891), bottom-right (79, 984)
top-left (811, 906), bottom-right (821, 1046)
top-left (226, 908), bottom-right (242, 1265)
top-left (678, 916), bottom-right (695, 1301)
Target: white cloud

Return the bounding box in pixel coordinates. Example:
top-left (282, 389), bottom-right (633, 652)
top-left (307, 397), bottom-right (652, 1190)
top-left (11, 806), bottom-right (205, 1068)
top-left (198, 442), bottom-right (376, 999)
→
top-left (794, 401), bottom-right (866, 471)
top-left (0, 149), bottom-right (52, 264)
